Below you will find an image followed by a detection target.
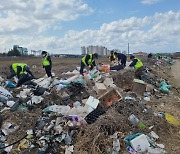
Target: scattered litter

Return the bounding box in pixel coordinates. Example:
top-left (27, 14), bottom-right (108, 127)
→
top-left (0, 55), bottom-right (177, 153)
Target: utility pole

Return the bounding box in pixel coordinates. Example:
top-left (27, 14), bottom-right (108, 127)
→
top-left (128, 43), bottom-right (129, 55)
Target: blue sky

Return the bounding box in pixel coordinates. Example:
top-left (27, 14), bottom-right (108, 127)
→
top-left (0, 0), bottom-right (180, 54)
top-left (61, 0), bottom-right (180, 33)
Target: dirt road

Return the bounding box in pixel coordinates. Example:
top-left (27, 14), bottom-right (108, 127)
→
top-left (171, 59), bottom-right (180, 87)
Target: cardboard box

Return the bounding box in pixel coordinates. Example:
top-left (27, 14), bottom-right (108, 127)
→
top-left (98, 89), bottom-right (122, 107)
top-left (99, 65), bottom-right (110, 72)
top-left (132, 79), bottom-right (146, 96)
top-left (94, 83), bottom-right (107, 96)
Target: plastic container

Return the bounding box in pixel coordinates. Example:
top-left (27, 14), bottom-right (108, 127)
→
top-left (129, 114), bottom-right (139, 125)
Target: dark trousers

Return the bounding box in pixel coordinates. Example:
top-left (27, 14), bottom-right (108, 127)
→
top-left (121, 57), bottom-right (127, 66)
top-left (7, 66), bottom-right (16, 79)
top-left (80, 62), bottom-right (86, 75)
top-left (44, 65), bottom-right (52, 77)
top-left (135, 66), bottom-right (143, 79)
top-left (17, 74), bottom-right (32, 87)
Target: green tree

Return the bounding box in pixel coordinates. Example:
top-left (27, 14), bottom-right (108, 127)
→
top-left (7, 49), bottom-right (21, 56)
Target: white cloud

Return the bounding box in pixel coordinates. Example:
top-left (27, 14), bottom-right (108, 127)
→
top-left (0, 0), bottom-right (93, 34)
top-left (0, 10), bottom-right (180, 54)
top-left (140, 0), bottom-right (162, 5)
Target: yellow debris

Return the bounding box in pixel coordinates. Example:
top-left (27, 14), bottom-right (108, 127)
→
top-left (165, 113), bottom-right (180, 126)
top-left (18, 139), bottom-right (29, 151)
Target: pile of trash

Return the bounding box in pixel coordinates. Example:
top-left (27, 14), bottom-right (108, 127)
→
top-left (0, 56), bottom-right (179, 154)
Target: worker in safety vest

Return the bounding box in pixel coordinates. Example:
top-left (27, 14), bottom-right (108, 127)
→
top-left (7, 63), bottom-right (34, 87)
top-left (80, 53), bottom-right (98, 75)
top-left (41, 51), bottom-right (52, 77)
top-left (114, 52), bottom-right (127, 66)
top-left (108, 50), bottom-right (116, 62)
top-left (129, 55), bottom-right (143, 79)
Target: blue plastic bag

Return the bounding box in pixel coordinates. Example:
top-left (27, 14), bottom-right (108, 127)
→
top-left (5, 81), bottom-right (16, 88)
top-left (159, 81), bottom-right (171, 94)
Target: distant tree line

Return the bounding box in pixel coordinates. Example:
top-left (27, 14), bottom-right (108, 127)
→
top-left (0, 46), bottom-right (21, 57)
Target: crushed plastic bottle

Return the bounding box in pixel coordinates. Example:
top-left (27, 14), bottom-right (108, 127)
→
top-left (129, 114), bottom-right (139, 125)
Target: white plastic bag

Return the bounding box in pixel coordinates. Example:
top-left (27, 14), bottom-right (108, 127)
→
top-left (0, 86), bottom-right (12, 100)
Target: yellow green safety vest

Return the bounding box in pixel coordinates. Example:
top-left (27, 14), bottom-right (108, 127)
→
top-left (134, 58), bottom-right (143, 70)
top-left (113, 54), bottom-right (116, 59)
top-left (82, 54), bottom-right (94, 66)
top-left (109, 53), bottom-right (116, 59)
top-left (42, 54), bottom-right (50, 66)
top-left (12, 63), bottom-right (27, 75)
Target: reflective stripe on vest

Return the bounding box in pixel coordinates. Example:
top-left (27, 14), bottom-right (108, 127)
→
top-left (12, 63), bottom-right (27, 74)
top-left (134, 58), bottom-right (143, 69)
top-left (82, 54), bottom-right (94, 66)
top-left (42, 54), bottom-right (50, 66)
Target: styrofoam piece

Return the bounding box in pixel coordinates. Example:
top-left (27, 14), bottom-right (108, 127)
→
top-left (84, 104), bottom-right (94, 113)
top-left (126, 61), bottom-right (132, 67)
top-left (148, 147), bottom-right (166, 154)
top-left (82, 99), bottom-right (88, 104)
top-left (86, 96), bottom-right (99, 109)
top-left (130, 134), bottom-right (150, 152)
top-left (150, 131), bottom-right (159, 139)
top-left (103, 78), bottom-right (114, 87)
top-left (67, 105), bottom-right (93, 118)
top-left (13, 77), bottom-right (18, 83)
top-left (0, 76), bottom-right (4, 82)
top-left (4, 144), bottom-right (13, 153)
top-left (27, 96), bottom-right (44, 105)
top-left (144, 96), bottom-right (150, 101)
top-left (156, 144), bottom-right (165, 149)
top-left (133, 79), bottom-right (145, 84)
top-left (51, 72), bottom-right (55, 77)
top-left (0, 86), bottom-right (13, 100)
top-left (43, 105), bottom-right (70, 115)
top-left (74, 101), bottom-right (81, 108)
top-left (17, 89), bottom-right (31, 99)
top-left (7, 101), bottom-right (16, 107)
top-left (112, 139), bottom-right (120, 153)
top-left (94, 83), bottom-right (107, 96)
top-left (65, 145), bottom-right (74, 154)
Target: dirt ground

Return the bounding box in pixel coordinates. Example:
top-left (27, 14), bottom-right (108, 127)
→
top-left (0, 57), bottom-right (109, 79)
top-left (171, 60), bottom-right (180, 87)
top-left (0, 57), bottom-right (179, 153)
